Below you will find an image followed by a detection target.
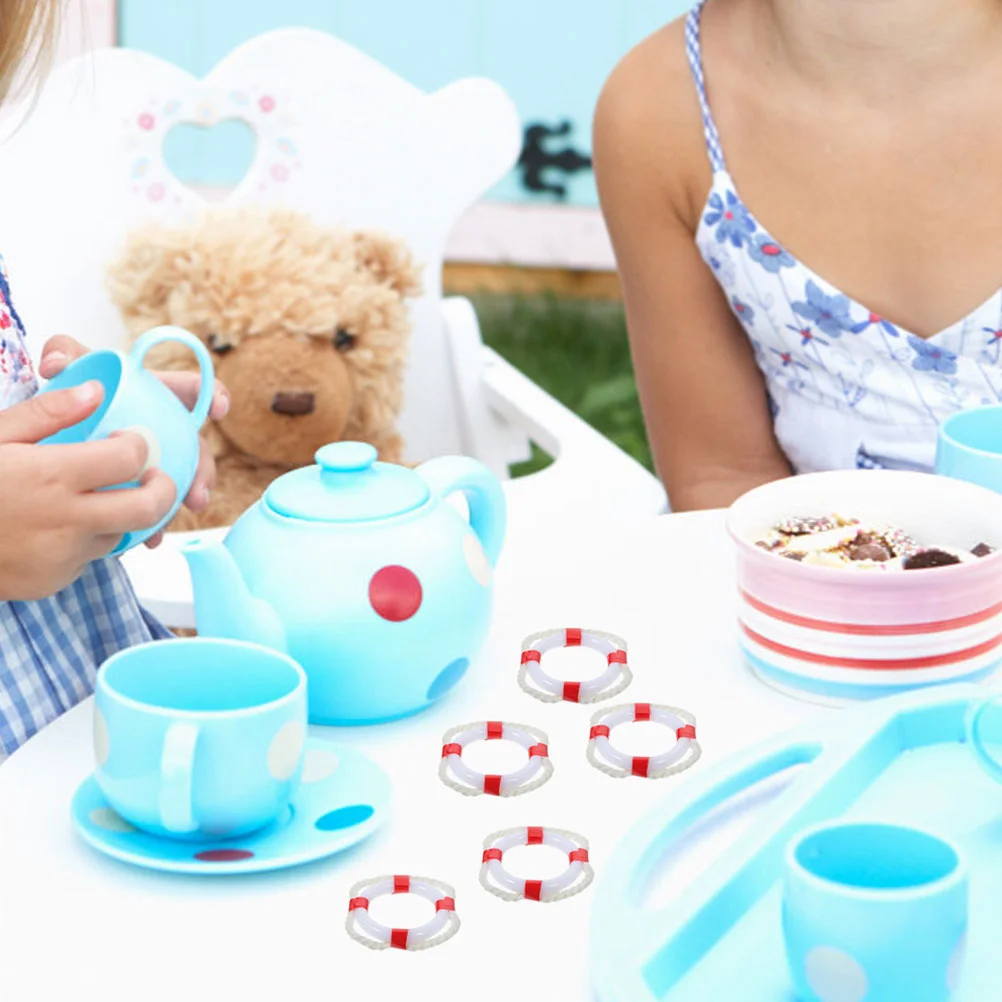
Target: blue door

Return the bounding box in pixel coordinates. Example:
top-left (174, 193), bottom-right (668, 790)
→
top-left (118, 0), bottom-right (692, 206)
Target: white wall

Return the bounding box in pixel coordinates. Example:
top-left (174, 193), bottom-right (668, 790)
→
top-left (47, 1), bottom-right (616, 271)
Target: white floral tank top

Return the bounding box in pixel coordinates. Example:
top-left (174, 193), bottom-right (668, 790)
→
top-left (686, 1), bottom-right (1002, 473)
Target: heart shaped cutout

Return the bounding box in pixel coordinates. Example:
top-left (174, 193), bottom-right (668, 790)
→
top-left (163, 118), bottom-right (257, 195)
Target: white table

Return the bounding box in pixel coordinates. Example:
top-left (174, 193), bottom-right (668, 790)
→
top-left (0, 510), bottom-right (825, 1001)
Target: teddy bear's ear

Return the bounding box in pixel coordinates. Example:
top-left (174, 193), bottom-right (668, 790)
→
top-left (106, 222), bottom-right (192, 335)
top-left (352, 230), bottom-right (423, 299)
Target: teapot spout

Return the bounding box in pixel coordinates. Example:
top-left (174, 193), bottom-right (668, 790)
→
top-left (182, 538), bottom-right (286, 652)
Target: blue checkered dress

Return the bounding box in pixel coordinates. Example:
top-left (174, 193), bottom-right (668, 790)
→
top-left (0, 258), bottom-right (172, 758)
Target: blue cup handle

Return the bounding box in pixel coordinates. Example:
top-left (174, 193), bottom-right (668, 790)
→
top-left (966, 697), bottom-right (1002, 785)
top-left (417, 456), bottom-right (507, 567)
top-left (129, 326), bottom-right (215, 429)
top-left (159, 721), bottom-right (199, 835)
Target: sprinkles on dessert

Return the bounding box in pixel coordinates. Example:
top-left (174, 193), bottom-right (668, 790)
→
top-left (755, 514), bottom-right (995, 570)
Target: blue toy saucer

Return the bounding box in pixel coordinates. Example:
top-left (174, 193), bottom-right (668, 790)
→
top-left (71, 739), bottom-right (391, 875)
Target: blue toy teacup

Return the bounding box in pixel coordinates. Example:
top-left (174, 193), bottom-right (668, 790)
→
top-left (39, 325), bottom-right (214, 553)
top-left (94, 639), bottom-right (308, 841)
top-left (783, 821), bottom-right (968, 1001)
top-left (936, 405), bottom-right (1002, 494)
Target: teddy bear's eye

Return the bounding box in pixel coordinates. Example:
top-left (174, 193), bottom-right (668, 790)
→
top-left (208, 334), bottom-right (233, 356)
top-left (333, 328), bottom-right (356, 352)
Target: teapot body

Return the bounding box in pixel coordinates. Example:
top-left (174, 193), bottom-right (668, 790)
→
top-left (223, 495), bottom-right (496, 723)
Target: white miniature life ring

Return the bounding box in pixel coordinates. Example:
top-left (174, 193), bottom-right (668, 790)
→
top-left (439, 720), bottom-right (553, 797)
top-left (519, 628), bottom-right (632, 704)
top-left (346, 875), bottom-right (460, 951)
top-left (587, 703), bottom-right (701, 779)
top-left (479, 826), bottom-right (594, 904)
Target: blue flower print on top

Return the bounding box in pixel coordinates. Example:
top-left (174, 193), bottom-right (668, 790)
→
top-left (852, 312), bottom-right (901, 338)
top-left (704, 190), bottom-right (756, 249)
top-left (731, 296), bottom-right (754, 325)
top-left (786, 324), bottom-right (829, 348)
top-left (908, 335), bottom-right (958, 376)
top-left (983, 326), bottom-right (1002, 365)
top-left (791, 280), bottom-right (859, 339)
top-left (748, 233), bottom-right (794, 273)
top-left (770, 348), bottom-right (808, 371)
top-left (702, 244), bottom-right (736, 288)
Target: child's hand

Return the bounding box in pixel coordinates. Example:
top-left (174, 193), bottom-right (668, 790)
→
top-left (39, 336), bottom-right (230, 548)
top-left (0, 383), bottom-right (177, 599)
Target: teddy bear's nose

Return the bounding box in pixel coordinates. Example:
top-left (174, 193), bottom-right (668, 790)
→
top-left (271, 391), bottom-right (316, 416)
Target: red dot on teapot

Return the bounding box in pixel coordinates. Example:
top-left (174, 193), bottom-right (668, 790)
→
top-left (369, 566), bottom-right (423, 622)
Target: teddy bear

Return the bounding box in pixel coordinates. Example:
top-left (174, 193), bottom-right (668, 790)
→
top-left (106, 205), bottom-right (422, 531)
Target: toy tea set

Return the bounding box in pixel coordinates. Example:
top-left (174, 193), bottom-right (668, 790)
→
top-left (48, 335), bottom-right (1002, 988)
top-left (591, 404), bottom-right (1002, 1001)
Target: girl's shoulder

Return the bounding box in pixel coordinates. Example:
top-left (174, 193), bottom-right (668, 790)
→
top-left (593, 16), bottom-right (711, 231)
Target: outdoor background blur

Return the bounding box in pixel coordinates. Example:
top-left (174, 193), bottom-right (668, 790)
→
top-left (61, 1), bottom-right (696, 473)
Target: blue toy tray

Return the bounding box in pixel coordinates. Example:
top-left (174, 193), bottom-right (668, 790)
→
top-left (590, 684), bottom-right (1002, 1002)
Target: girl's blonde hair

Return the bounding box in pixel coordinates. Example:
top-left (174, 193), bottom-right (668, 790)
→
top-left (0, 0), bottom-right (62, 104)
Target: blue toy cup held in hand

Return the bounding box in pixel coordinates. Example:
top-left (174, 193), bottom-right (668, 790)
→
top-left (38, 325), bottom-right (214, 553)
top-left (783, 822), bottom-right (968, 1002)
top-left (94, 638), bottom-right (308, 841)
top-left (936, 405), bottom-right (1002, 494)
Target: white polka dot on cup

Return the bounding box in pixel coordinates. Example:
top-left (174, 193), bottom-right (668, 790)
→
top-left (89, 808), bottom-right (135, 834)
top-left (268, 721), bottom-right (305, 781)
top-left (93, 708), bottom-right (110, 767)
top-left (463, 534), bottom-right (492, 587)
top-left (805, 946), bottom-right (869, 1002)
top-left (301, 748), bottom-right (339, 784)
top-left (946, 933), bottom-right (967, 993)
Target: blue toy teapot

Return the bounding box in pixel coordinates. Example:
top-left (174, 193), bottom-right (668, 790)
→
top-left (182, 442), bottom-right (506, 724)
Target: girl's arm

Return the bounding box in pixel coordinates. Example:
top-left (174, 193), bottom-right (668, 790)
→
top-left (594, 33), bottom-right (791, 512)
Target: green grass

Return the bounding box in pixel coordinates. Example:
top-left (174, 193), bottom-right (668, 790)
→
top-left (471, 292), bottom-right (653, 476)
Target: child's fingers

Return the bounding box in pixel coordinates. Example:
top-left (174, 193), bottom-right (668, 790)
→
top-left (38, 335), bottom-right (90, 378)
top-left (157, 371), bottom-right (230, 419)
top-left (0, 382), bottom-right (103, 444)
top-left (78, 468), bottom-right (177, 536)
top-left (184, 438), bottom-right (216, 512)
top-left (52, 433), bottom-right (151, 491)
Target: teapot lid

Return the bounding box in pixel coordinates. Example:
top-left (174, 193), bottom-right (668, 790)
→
top-left (264, 442), bottom-right (429, 523)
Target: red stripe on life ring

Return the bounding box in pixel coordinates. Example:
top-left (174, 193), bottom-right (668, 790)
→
top-left (632, 757), bottom-right (650, 778)
top-left (563, 681), bottom-right (582, 702)
top-left (566, 628), bottom-right (583, 646)
top-left (524, 880), bottom-right (543, 901)
top-left (393, 875), bottom-right (410, 894)
top-left (527, 826), bottom-right (545, 845)
top-left (391, 929), bottom-right (409, 950)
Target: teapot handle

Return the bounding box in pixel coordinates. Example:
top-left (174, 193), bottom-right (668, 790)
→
top-left (417, 456), bottom-right (506, 567)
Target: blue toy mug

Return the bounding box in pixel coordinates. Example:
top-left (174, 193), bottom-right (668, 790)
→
top-left (94, 639), bottom-right (308, 841)
top-left (39, 325), bottom-right (215, 553)
top-left (783, 821), bottom-right (968, 1002)
top-left (936, 405), bottom-right (1002, 494)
